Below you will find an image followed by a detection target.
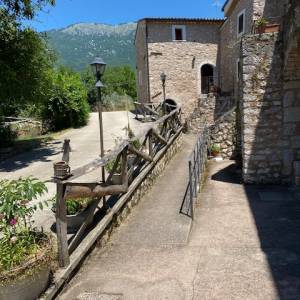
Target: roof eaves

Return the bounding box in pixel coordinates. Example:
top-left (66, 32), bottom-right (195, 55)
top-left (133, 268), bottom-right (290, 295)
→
top-left (138, 17), bottom-right (225, 24)
top-left (222, 0), bottom-right (230, 12)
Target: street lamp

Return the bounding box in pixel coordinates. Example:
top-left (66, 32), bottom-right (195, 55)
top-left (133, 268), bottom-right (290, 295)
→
top-left (160, 72), bottom-right (167, 114)
top-left (90, 57), bottom-right (106, 183)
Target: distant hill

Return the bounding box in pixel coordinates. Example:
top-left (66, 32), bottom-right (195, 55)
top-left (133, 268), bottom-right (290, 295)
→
top-left (45, 22), bottom-right (137, 71)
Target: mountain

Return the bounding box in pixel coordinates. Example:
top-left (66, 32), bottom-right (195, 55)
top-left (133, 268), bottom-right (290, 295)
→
top-left (45, 22), bottom-right (137, 71)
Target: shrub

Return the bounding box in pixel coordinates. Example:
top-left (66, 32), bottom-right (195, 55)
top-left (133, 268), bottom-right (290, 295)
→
top-left (43, 68), bottom-right (90, 130)
top-left (0, 177), bottom-right (51, 272)
top-left (0, 124), bottom-right (17, 147)
top-left (255, 17), bottom-right (269, 27)
top-left (210, 143), bottom-right (221, 155)
top-left (51, 197), bottom-right (92, 215)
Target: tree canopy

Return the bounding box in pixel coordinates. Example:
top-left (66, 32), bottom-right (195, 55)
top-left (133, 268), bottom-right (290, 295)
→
top-left (0, 0), bottom-right (55, 19)
top-left (0, 9), bottom-right (54, 116)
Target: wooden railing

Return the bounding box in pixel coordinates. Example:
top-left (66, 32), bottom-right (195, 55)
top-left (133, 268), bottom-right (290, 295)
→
top-left (53, 109), bottom-right (182, 267)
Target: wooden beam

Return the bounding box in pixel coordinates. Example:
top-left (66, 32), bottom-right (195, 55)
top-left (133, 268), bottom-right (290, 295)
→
top-left (152, 129), bottom-right (168, 145)
top-left (66, 141), bottom-right (128, 182)
top-left (128, 144), bottom-right (153, 162)
top-left (68, 197), bottom-right (102, 253)
top-left (62, 139), bottom-right (71, 164)
top-left (55, 183), bottom-right (70, 267)
top-left (106, 152), bottom-right (122, 183)
top-left (64, 182), bottom-right (128, 199)
top-left (121, 147), bottom-right (128, 184)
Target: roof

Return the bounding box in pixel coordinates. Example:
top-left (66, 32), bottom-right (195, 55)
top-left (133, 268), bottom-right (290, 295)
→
top-left (222, 0), bottom-right (239, 15)
top-left (138, 17), bottom-right (225, 24)
top-left (222, 0), bottom-right (230, 11)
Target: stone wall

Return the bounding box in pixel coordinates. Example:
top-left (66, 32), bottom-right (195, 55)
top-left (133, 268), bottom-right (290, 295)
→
top-left (220, 0), bottom-right (254, 94)
top-left (148, 40), bottom-right (219, 119)
top-left (254, 0), bottom-right (287, 22)
top-left (241, 33), bottom-right (284, 184)
top-left (219, 0), bottom-right (286, 96)
top-left (210, 108), bottom-right (238, 159)
top-left (282, 0), bottom-right (300, 184)
top-left (135, 20), bottom-right (222, 119)
top-left (188, 92), bottom-right (239, 160)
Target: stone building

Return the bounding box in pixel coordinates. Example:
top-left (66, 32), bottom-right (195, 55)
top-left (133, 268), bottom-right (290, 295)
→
top-left (220, 0), bottom-right (286, 94)
top-left (135, 18), bottom-right (223, 118)
top-left (135, 0), bottom-right (300, 186)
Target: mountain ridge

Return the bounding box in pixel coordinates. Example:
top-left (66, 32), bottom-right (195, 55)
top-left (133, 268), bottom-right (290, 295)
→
top-left (45, 22), bottom-right (137, 71)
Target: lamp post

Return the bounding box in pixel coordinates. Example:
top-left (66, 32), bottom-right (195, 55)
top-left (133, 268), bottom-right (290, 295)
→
top-left (90, 57), bottom-right (106, 183)
top-left (160, 72), bottom-right (167, 114)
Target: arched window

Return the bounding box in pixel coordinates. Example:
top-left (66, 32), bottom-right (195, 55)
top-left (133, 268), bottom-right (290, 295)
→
top-left (201, 64), bottom-right (214, 94)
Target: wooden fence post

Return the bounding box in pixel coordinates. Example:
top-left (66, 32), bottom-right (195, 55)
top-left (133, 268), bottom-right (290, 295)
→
top-left (56, 182), bottom-right (70, 267)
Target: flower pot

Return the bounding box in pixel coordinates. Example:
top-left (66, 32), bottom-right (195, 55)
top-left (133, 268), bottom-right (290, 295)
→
top-left (264, 23), bottom-right (280, 33)
top-left (0, 265), bottom-right (51, 300)
top-left (66, 207), bottom-right (93, 233)
top-left (52, 204), bottom-right (94, 233)
top-left (211, 150), bottom-right (220, 157)
top-left (111, 174), bottom-right (122, 185)
top-left (53, 161), bottom-right (71, 179)
top-left (256, 23), bottom-right (280, 34)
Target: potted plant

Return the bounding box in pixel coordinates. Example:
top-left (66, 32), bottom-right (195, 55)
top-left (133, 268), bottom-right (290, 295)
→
top-left (0, 177), bottom-right (53, 300)
top-left (255, 17), bottom-right (280, 34)
top-left (105, 157), bottom-right (123, 185)
top-left (52, 197), bottom-right (94, 233)
top-left (210, 143), bottom-right (221, 157)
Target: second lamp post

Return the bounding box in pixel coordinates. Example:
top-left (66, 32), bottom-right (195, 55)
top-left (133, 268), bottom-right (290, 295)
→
top-left (160, 72), bottom-right (167, 114)
top-left (90, 57), bottom-right (106, 183)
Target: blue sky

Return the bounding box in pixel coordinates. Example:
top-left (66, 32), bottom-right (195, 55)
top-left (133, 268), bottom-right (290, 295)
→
top-left (28, 0), bottom-right (226, 31)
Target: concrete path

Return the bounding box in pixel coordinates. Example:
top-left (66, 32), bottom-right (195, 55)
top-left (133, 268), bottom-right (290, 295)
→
top-left (0, 112), bottom-right (149, 229)
top-left (59, 159), bottom-right (300, 300)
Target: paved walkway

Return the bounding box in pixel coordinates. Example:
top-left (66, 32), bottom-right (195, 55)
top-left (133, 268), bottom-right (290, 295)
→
top-left (0, 112), bottom-right (149, 230)
top-left (59, 157), bottom-right (300, 299)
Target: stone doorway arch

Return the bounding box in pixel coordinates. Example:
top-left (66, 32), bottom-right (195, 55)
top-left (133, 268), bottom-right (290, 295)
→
top-left (201, 64), bottom-right (214, 94)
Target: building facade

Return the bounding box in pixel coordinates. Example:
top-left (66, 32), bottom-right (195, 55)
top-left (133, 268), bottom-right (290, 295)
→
top-left (135, 0), bottom-right (300, 185)
top-left (135, 18), bottom-right (223, 118)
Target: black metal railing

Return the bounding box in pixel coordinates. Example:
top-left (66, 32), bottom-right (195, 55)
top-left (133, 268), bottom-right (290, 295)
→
top-left (180, 127), bottom-right (209, 219)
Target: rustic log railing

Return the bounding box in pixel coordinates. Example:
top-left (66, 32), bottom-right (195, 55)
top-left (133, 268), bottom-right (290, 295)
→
top-left (53, 108), bottom-right (182, 267)
top-left (180, 127), bottom-right (209, 220)
top-left (133, 101), bottom-right (162, 121)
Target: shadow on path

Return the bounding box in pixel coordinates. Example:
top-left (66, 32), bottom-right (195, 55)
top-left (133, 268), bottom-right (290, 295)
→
top-left (212, 163), bottom-right (300, 299)
top-left (0, 141), bottom-right (61, 172)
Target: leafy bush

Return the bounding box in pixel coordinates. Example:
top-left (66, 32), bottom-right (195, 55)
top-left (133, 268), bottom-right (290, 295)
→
top-left (0, 10), bottom-right (55, 117)
top-left (0, 229), bottom-right (49, 272)
top-left (81, 65), bottom-right (137, 110)
top-left (43, 67), bottom-right (90, 130)
top-left (0, 125), bottom-right (17, 147)
top-left (52, 197), bottom-right (92, 215)
top-left (211, 143), bottom-right (221, 155)
top-left (0, 177), bottom-right (50, 272)
top-left (255, 17), bottom-right (269, 27)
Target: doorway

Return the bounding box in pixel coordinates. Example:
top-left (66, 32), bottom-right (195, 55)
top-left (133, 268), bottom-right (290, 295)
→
top-left (201, 64), bottom-right (214, 94)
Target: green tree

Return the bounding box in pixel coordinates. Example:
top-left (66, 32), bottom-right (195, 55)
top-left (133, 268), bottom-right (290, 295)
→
top-left (81, 65), bottom-right (137, 108)
top-left (81, 67), bottom-right (97, 107)
top-left (0, 9), bottom-right (54, 116)
top-left (43, 67), bottom-right (90, 130)
top-left (102, 65), bottom-right (137, 99)
top-left (0, 0), bottom-right (55, 19)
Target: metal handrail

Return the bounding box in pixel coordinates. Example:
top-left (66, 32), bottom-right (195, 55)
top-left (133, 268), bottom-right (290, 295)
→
top-left (180, 127), bottom-right (209, 219)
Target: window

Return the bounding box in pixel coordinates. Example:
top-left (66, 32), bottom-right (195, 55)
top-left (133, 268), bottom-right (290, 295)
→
top-left (175, 28), bottom-right (183, 40)
top-left (172, 25), bottom-right (186, 41)
top-left (237, 10), bottom-right (246, 37)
